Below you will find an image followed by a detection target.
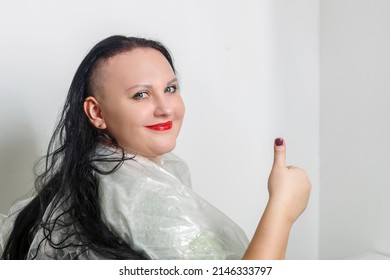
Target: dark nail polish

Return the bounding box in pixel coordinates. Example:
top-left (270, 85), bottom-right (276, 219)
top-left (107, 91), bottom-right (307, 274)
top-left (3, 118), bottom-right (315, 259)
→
top-left (275, 138), bottom-right (284, 146)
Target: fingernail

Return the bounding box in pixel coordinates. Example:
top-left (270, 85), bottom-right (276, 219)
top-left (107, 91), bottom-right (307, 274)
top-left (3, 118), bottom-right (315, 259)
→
top-left (275, 138), bottom-right (284, 146)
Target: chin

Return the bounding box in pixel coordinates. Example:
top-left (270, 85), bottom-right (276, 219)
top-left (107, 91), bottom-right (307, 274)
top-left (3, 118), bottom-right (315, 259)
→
top-left (153, 141), bottom-right (176, 157)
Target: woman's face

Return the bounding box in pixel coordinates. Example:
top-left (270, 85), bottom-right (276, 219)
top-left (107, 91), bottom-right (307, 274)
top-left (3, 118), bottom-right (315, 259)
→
top-left (85, 48), bottom-right (185, 158)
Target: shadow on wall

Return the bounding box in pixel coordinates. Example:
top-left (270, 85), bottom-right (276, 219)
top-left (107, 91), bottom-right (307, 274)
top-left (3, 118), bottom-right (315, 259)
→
top-left (0, 92), bottom-right (38, 214)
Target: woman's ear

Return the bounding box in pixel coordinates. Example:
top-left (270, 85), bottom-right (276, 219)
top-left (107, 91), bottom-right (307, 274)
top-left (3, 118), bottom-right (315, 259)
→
top-left (83, 96), bottom-right (107, 129)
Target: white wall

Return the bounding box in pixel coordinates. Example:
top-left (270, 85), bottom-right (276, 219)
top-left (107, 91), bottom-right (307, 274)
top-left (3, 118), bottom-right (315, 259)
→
top-left (0, 0), bottom-right (319, 259)
top-left (320, 0), bottom-right (390, 259)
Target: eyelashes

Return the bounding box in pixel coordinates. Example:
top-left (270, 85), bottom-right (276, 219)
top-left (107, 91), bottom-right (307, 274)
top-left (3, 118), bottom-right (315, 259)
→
top-left (132, 91), bottom-right (148, 100)
top-left (164, 85), bottom-right (178, 94)
top-left (132, 85), bottom-right (179, 100)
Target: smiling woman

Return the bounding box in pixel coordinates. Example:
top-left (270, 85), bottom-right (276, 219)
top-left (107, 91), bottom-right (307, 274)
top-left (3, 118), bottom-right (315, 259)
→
top-left (83, 49), bottom-right (185, 159)
top-left (0, 35), bottom-right (311, 260)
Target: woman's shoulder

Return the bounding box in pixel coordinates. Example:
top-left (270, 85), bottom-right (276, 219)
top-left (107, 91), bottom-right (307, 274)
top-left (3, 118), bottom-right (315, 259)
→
top-left (94, 144), bottom-right (192, 190)
top-left (159, 152), bottom-right (192, 188)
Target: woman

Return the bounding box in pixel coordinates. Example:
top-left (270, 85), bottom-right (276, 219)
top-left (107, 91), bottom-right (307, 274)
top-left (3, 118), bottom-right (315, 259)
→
top-left (0, 35), bottom-right (311, 259)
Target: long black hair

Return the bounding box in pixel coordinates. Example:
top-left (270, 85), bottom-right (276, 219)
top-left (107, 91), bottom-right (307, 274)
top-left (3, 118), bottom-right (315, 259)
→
top-left (2, 35), bottom-right (176, 259)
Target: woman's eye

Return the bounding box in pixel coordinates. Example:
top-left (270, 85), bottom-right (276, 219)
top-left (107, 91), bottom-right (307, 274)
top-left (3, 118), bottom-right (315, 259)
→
top-left (132, 92), bottom-right (148, 100)
top-left (165, 85), bottom-right (177, 94)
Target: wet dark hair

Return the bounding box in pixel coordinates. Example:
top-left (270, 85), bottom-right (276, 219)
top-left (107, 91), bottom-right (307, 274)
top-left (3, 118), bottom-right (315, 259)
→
top-left (2, 35), bottom-right (176, 259)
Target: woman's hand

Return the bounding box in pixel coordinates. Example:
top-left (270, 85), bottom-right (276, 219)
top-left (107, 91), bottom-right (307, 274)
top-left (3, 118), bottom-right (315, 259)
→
top-left (267, 138), bottom-right (311, 225)
top-left (242, 138), bottom-right (311, 260)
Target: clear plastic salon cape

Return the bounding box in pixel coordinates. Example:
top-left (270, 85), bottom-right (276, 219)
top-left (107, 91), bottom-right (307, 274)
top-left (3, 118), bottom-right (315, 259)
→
top-left (0, 145), bottom-right (249, 259)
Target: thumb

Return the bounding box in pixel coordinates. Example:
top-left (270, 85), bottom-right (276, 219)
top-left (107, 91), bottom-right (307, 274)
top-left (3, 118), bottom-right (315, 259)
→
top-left (273, 137), bottom-right (286, 168)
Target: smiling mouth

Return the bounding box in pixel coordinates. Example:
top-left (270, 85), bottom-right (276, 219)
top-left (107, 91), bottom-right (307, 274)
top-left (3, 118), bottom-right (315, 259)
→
top-left (145, 121), bottom-right (173, 131)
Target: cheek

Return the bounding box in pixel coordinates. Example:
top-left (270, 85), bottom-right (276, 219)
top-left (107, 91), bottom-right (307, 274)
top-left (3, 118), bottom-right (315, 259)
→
top-left (102, 105), bottom-right (148, 140)
top-left (175, 97), bottom-right (185, 119)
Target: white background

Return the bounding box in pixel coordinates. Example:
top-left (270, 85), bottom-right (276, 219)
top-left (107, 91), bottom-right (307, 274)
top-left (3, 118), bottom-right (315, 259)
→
top-left (320, 0), bottom-right (390, 259)
top-left (0, 0), bottom-right (388, 260)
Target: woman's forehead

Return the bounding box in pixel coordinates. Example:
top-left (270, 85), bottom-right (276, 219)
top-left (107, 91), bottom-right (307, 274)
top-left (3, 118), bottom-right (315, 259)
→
top-left (91, 48), bottom-right (175, 97)
top-left (101, 48), bottom-right (173, 79)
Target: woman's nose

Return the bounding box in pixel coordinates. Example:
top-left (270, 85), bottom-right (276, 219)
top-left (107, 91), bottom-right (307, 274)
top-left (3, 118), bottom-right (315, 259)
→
top-left (154, 94), bottom-right (173, 117)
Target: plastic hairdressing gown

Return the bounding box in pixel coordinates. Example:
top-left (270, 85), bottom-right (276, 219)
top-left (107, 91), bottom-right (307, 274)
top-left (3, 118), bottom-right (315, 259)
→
top-left (0, 145), bottom-right (249, 259)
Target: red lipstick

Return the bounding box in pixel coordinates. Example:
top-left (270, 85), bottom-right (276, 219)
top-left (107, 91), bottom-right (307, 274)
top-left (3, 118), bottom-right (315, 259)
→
top-left (145, 121), bottom-right (172, 131)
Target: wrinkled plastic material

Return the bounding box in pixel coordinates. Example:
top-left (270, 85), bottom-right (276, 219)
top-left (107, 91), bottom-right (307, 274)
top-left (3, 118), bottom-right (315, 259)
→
top-left (0, 145), bottom-right (249, 259)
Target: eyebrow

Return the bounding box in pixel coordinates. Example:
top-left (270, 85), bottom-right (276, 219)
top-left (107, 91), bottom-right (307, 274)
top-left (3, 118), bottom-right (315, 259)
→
top-left (126, 77), bottom-right (178, 91)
